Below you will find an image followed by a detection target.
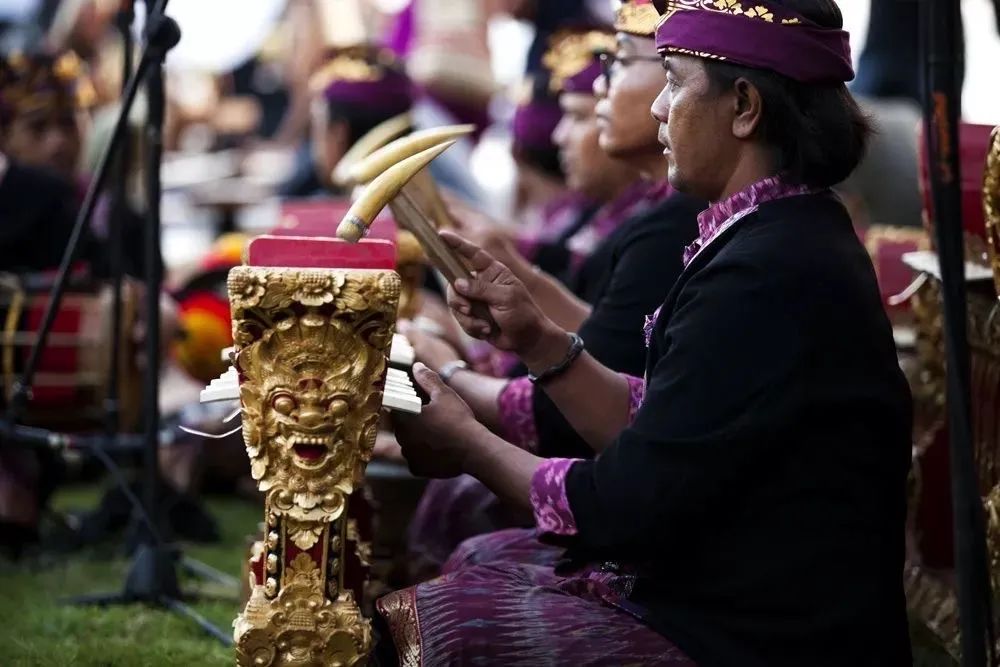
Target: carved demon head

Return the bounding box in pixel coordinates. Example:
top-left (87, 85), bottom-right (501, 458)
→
top-left (229, 268), bottom-right (399, 521)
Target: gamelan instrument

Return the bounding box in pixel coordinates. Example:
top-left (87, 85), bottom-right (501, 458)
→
top-left (0, 273), bottom-right (141, 431)
top-left (221, 134), bottom-right (458, 665)
top-left (201, 332), bottom-right (420, 415)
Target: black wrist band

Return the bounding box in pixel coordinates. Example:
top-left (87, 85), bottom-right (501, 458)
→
top-left (528, 333), bottom-right (584, 385)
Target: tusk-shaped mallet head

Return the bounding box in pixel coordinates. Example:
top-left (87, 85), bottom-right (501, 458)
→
top-left (347, 124), bottom-right (474, 186)
top-left (330, 112), bottom-right (413, 187)
top-left (337, 140), bottom-right (457, 242)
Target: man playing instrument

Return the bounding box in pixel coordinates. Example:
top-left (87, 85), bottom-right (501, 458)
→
top-left (378, 1), bottom-right (911, 665)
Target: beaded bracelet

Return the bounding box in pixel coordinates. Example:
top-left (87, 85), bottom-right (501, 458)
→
top-left (528, 333), bottom-right (585, 385)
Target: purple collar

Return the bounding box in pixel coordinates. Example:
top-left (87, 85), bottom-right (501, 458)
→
top-left (682, 175), bottom-right (812, 266)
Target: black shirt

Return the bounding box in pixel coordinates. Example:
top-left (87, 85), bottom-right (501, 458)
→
top-left (534, 192), bottom-right (704, 458)
top-left (0, 161), bottom-right (84, 272)
top-left (564, 192), bottom-right (912, 666)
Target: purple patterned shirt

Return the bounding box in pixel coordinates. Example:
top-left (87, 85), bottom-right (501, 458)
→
top-left (498, 374), bottom-right (647, 452)
top-left (531, 458), bottom-right (582, 535)
top-left (682, 175), bottom-right (813, 266)
top-left (532, 174), bottom-right (815, 539)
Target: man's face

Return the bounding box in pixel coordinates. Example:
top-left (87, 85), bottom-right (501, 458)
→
top-left (651, 55), bottom-right (738, 201)
top-left (592, 34), bottom-right (664, 160)
top-left (1, 107), bottom-right (83, 180)
top-left (552, 92), bottom-right (606, 193)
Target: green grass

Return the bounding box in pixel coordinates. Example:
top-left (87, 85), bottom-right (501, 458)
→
top-left (0, 484), bottom-right (962, 666)
top-left (0, 485), bottom-right (259, 667)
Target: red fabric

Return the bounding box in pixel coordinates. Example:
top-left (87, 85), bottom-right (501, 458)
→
top-left (918, 122), bottom-right (994, 242)
top-left (246, 236), bottom-right (396, 270)
top-left (24, 296), bottom-right (80, 405)
top-left (178, 290), bottom-right (230, 324)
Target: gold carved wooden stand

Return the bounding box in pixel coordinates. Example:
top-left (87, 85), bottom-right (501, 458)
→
top-left (228, 266), bottom-right (400, 666)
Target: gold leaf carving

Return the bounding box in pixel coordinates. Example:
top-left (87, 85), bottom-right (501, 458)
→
top-left (286, 552), bottom-right (321, 586)
top-left (287, 520), bottom-right (325, 550)
top-left (232, 267), bottom-right (396, 666)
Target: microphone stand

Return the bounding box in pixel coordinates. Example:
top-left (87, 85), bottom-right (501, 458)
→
top-left (103, 0), bottom-right (135, 440)
top-left (921, 0), bottom-right (996, 664)
top-left (0, 0), bottom-right (237, 646)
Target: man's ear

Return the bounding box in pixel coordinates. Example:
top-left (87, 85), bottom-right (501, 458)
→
top-left (732, 78), bottom-right (763, 140)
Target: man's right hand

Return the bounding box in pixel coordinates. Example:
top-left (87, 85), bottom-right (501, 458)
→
top-left (440, 231), bottom-right (563, 360)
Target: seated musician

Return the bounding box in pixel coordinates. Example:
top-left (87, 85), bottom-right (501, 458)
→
top-left (0, 48), bottom-right (150, 277)
top-left (0, 50), bottom-right (98, 270)
top-left (0, 50), bottom-right (174, 553)
top-left (1, 51), bottom-right (99, 554)
top-left (453, 26), bottom-right (647, 304)
top-left (379, 0), bottom-right (912, 664)
top-left (288, 45), bottom-right (414, 197)
top-left (504, 75), bottom-right (587, 265)
top-left (401, 4), bottom-right (704, 578)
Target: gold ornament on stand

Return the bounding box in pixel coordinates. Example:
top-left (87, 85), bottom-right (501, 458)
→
top-left (230, 267), bottom-right (400, 666)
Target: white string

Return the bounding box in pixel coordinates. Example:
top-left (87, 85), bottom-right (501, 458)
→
top-left (177, 407), bottom-right (243, 439)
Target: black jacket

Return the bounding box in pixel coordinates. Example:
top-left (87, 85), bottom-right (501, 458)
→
top-left (564, 191), bottom-right (913, 667)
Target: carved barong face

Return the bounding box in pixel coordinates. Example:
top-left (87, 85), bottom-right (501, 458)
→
top-left (229, 267), bottom-right (400, 522)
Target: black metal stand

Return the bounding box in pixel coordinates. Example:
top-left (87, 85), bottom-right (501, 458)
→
top-left (61, 4), bottom-right (233, 648)
top-left (0, 0), bottom-right (235, 647)
top-left (103, 0), bottom-right (135, 439)
top-left (921, 0), bottom-right (996, 664)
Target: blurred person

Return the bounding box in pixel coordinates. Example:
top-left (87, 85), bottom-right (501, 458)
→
top-left (282, 44), bottom-right (414, 197)
top-left (0, 50), bottom-right (92, 181)
top-left (507, 75), bottom-right (579, 240)
top-left (399, 2), bottom-right (704, 579)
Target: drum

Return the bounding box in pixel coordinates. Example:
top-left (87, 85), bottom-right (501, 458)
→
top-left (171, 233), bottom-right (246, 384)
top-left (0, 274), bottom-right (141, 431)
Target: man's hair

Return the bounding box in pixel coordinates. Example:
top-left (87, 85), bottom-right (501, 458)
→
top-left (703, 0), bottom-right (872, 188)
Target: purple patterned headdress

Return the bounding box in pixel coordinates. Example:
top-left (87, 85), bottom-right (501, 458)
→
top-left (309, 47), bottom-right (414, 116)
top-left (654, 0), bottom-right (854, 83)
top-left (511, 77), bottom-right (564, 156)
top-left (543, 28), bottom-right (617, 95)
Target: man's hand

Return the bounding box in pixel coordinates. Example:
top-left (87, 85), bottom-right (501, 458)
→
top-left (391, 363), bottom-right (485, 479)
top-left (440, 231), bottom-right (562, 358)
top-left (398, 322), bottom-right (462, 374)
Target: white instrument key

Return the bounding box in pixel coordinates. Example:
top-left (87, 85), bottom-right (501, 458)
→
top-left (199, 335), bottom-right (423, 414)
top-left (382, 388), bottom-right (422, 414)
top-left (389, 333), bottom-right (415, 367)
top-left (200, 366), bottom-right (240, 403)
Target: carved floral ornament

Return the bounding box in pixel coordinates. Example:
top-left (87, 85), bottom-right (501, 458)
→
top-left (983, 127), bottom-right (1000, 296)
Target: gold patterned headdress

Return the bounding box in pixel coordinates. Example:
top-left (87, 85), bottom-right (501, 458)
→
top-left (0, 51), bottom-right (97, 125)
top-left (543, 28), bottom-right (617, 94)
top-left (308, 46), bottom-right (414, 115)
top-left (613, 0), bottom-right (664, 36)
